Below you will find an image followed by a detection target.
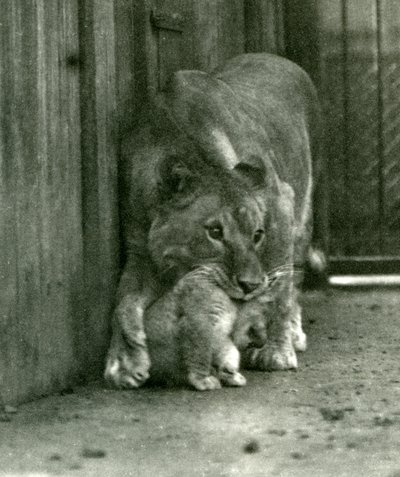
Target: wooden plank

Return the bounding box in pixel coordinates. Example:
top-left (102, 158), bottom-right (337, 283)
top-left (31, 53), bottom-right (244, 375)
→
top-left (274, 0), bottom-right (286, 55)
top-left (158, 29), bottom-right (184, 91)
top-left (217, 0), bottom-right (245, 66)
top-left (79, 0), bottom-right (120, 374)
top-left (31, 0), bottom-right (84, 395)
top-left (49, 0), bottom-right (84, 379)
top-left (284, 0), bottom-right (321, 83)
top-left (191, 0), bottom-right (219, 71)
top-left (114, 0), bottom-right (136, 133)
top-left (35, 0), bottom-right (83, 396)
top-left (9, 0), bottom-right (43, 401)
top-left (244, 0), bottom-right (285, 55)
top-left (37, 0), bottom-right (61, 395)
top-left (344, 0), bottom-right (381, 255)
top-left (0, 1), bottom-right (18, 402)
top-left (312, 0), bottom-right (347, 256)
top-left (379, 0), bottom-right (400, 255)
top-left (283, 0), bottom-right (330, 255)
top-left (151, 0), bottom-right (191, 91)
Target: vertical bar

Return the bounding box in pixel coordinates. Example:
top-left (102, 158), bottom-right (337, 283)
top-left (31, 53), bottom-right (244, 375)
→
top-left (343, 0), bottom-right (380, 255)
top-left (114, 0), bottom-right (136, 133)
top-left (274, 0), bottom-right (286, 55)
top-left (0, 0), bottom-right (18, 401)
top-left (217, 0), bottom-right (245, 65)
top-left (245, 0), bottom-right (280, 54)
top-left (379, 0), bottom-right (400, 256)
top-left (79, 0), bottom-right (120, 374)
top-left (191, 0), bottom-right (219, 71)
top-left (284, 0), bottom-right (320, 82)
top-left (376, 0), bottom-right (385, 253)
top-left (341, 0), bottom-right (351, 254)
top-left (311, 0), bottom-right (347, 256)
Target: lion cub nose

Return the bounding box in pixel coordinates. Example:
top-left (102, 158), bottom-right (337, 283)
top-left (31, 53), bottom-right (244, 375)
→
top-left (237, 279), bottom-right (261, 294)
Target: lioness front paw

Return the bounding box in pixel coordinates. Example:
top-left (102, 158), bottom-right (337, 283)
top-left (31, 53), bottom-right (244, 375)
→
top-left (187, 373), bottom-right (222, 391)
top-left (104, 348), bottom-right (150, 389)
top-left (292, 329), bottom-right (307, 352)
top-left (291, 306), bottom-right (307, 352)
top-left (252, 345), bottom-right (298, 371)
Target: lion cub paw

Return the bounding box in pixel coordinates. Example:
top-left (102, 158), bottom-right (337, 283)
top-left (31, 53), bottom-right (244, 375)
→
top-left (254, 346), bottom-right (298, 371)
top-left (104, 351), bottom-right (150, 389)
top-left (219, 369), bottom-right (247, 387)
top-left (188, 373), bottom-right (222, 391)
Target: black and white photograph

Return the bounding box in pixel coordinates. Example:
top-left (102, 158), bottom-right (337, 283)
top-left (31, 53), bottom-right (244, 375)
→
top-left (1, 1), bottom-right (400, 476)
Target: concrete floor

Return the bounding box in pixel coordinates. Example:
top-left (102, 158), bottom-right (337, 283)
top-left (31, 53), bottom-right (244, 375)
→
top-left (1, 288), bottom-right (400, 477)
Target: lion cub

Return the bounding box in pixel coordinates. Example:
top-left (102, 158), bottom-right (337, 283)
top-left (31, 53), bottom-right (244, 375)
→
top-left (144, 265), bottom-right (268, 390)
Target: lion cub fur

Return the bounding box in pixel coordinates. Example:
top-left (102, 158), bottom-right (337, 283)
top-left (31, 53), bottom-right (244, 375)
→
top-left (144, 265), bottom-right (269, 390)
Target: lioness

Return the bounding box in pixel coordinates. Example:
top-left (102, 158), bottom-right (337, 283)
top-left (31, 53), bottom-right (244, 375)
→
top-left (105, 53), bottom-right (322, 389)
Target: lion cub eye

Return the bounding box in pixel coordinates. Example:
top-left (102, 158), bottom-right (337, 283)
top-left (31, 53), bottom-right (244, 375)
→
top-left (253, 229), bottom-right (265, 245)
top-left (206, 225), bottom-right (224, 241)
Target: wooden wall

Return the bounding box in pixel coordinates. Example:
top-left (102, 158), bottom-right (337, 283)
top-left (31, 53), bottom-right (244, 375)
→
top-left (0, 0), bottom-right (120, 404)
top-left (0, 0), bottom-right (285, 404)
top-left (1, 0), bottom-right (84, 402)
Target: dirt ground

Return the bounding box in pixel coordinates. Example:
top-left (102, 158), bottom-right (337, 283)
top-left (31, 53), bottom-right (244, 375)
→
top-left (1, 287), bottom-right (400, 477)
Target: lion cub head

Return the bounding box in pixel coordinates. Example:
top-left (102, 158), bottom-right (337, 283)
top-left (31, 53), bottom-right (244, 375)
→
top-left (148, 153), bottom-right (268, 300)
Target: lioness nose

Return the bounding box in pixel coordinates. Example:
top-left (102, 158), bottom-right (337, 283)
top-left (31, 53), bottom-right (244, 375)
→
top-left (237, 279), bottom-right (260, 294)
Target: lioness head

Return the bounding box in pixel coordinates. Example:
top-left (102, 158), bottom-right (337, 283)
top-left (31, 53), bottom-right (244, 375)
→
top-left (148, 153), bottom-right (268, 300)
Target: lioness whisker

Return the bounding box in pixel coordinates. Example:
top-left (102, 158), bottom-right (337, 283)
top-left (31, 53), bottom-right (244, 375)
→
top-left (267, 263), bottom-right (305, 277)
top-left (266, 270), bottom-right (304, 282)
top-left (266, 263), bottom-right (294, 274)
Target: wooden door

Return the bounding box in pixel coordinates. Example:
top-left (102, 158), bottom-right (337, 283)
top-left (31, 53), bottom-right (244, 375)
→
top-left (134, 0), bottom-right (246, 97)
top-left (286, 0), bottom-right (400, 272)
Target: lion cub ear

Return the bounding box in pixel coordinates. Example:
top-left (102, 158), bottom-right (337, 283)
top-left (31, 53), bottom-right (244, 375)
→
top-left (233, 155), bottom-right (266, 188)
top-left (157, 154), bottom-right (194, 199)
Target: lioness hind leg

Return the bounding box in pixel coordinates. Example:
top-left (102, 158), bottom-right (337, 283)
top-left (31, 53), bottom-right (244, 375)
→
top-left (104, 295), bottom-right (151, 389)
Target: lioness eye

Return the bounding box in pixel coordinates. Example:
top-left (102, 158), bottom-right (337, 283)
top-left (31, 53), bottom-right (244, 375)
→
top-left (207, 225), bottom-right (224, 241)
top-left (253, 229), bottom-right (264, 244)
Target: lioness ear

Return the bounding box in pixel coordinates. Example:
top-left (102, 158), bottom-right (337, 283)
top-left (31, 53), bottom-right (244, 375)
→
top-left (157, 155), bottom-right (194, 198)
top-left (233, 155), bottom-right (266, 188)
